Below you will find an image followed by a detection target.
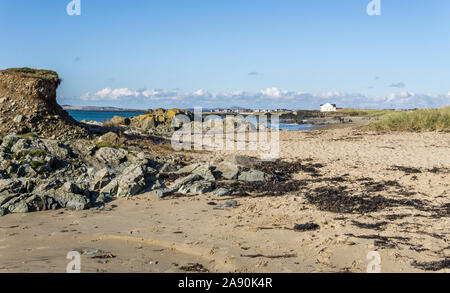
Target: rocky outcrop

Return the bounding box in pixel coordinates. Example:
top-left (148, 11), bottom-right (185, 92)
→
top-left (0, 68), bottom-right (89, 139)
top-left (107, 108), bottom-right (193, 134)
top-left (0, 132), bottom-right (276, 216)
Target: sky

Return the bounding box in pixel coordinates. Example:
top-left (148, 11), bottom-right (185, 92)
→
top-left (0, 0), bottom-right (449, 110)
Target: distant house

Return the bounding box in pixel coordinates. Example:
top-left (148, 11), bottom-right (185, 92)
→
top-left (320, 103), bottom-right (337, 112)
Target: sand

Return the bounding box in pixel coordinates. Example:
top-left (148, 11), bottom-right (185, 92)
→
top-left (1, 128), bottom-right (449, 273)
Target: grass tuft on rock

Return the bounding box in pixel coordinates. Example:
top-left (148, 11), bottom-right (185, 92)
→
top-left (96, 141), bottom-right (116, 149)
top-left (30, 160), bottom-right (45, 169)
top-left (0, 67), bottom-right (60, 84)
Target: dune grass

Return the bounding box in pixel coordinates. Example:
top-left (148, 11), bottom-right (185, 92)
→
top-left (369, 106), bottom-right (450, 131)
top-left (334, 108), bottom-right (397, 118)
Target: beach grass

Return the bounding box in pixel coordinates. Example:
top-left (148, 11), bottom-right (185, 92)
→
top-left (368, 106), bottom-right (450, 131)
top-left (334, 108), bottom-right (397, 118)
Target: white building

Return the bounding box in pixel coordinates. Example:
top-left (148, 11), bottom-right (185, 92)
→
top-left (320, 103), bottom-right (337, 112)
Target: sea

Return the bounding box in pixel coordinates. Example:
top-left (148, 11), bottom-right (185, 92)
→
top-left (67, 110), bottom-right (318, 131)
top-left (67, 110), bottom-right (143, 123)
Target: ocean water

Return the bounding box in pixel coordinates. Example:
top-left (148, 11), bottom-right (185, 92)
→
top-left (67, 110), bottom-right (144, 123)
top-left (68, 110), bottom-right (318, 131)
top-left (205, 116), bottom-right (319, 131)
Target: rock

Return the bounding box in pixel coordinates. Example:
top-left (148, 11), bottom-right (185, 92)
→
top-left (210, 187), bottom-right (232, 197)
top-left (177, 163), bottom-right (202, 174)
top-left (50, 192), bottom-right (89, 211)
top-left (224, 155), bottom-right (257, 168)
top-left (10, 138), bottom-right (32, 154)
top-left (92, 168), bottom-right (112, 190)
top-left (116, 164), bottom-right (146, 197)
top-left (215, 161), bottom-right (241, 180)
top-left (213, 200), bottom-right (238, 210)
top-left (179, 180), bottom-right (214, 195)
top-left (129, 108), bottom-right (193, 133)
top-left (8, 200), bottom-right (29, 213)
top-left (153, 187), bottom-right (177, 198)
top-left (159, 163), bottom-right (178, 173)
top-left (59, 182), bottom-right (84, 195)
top-left (109, 116), bottom-right (130, 126)
top-left (238, 169), bottom-right (271, 182)
top-left (49, 182), bottom-right (90, 210)
top-left (0, 194), bottom-right (16, 207)
top-left (13, 115), bottom-right (23, 123)
top-left (100, 179), bottom-right (119, 197)
top-left (177, 163), bottom-right (215, 181)
top-left (98, 132), bottom-right (121, 147)
top-left (95, 147), bottom-right (127, 166)
top-left (150, 178), bottom-right (164, 190)
top-left (41, 139), bottom-right (70, 159)
top-left (0, 179), bottom-right (16, 193)
top-left (0, 135), bottom-right (19, 150)
top-left (172, 174), bottom-right (202, 189)
top-left (0, 207), bottom-right (7, 216)
top-left (69, 141), bottom-right (96, 157)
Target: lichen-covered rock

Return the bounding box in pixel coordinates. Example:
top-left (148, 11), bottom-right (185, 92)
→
top-left (126, 108), bottom-right (193, 133)
top-left (110, 116), bottom-right (131, 126)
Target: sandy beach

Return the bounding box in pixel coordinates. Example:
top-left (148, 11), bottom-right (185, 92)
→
top-left (1, 127), bottom-right (448, 273)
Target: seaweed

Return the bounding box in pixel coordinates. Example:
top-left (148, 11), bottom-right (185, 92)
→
top-left (412, 259), bottom-right (450, 271)
top-left (305, 186), bottom-right (424, 214)
top-left (251, 159), bottom-right (325, 179)
top-left (390, 166), bottom-right (422, 174)
top-left (293, 223), bottom-right (320, 232)
top-left (351, 220), bottom-right (388, 231)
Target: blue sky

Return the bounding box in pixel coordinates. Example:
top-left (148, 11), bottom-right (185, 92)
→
top-left (0, 0), bottom-right (449, 109)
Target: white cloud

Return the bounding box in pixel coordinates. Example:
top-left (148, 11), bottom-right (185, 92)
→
top-left (75, 87), bottom-right (450, 110)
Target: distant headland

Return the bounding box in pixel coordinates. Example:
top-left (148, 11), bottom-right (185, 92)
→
top-left (62, 105), bottom-right (146, 113)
